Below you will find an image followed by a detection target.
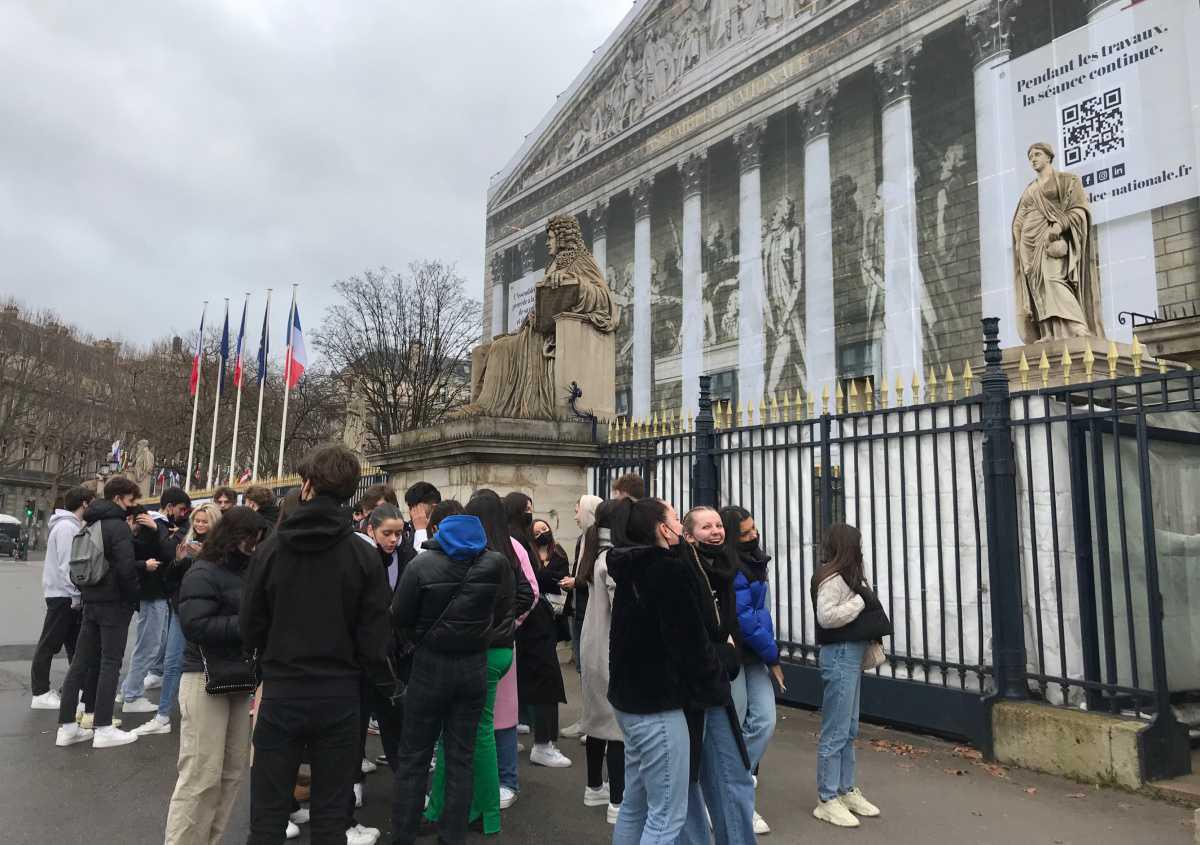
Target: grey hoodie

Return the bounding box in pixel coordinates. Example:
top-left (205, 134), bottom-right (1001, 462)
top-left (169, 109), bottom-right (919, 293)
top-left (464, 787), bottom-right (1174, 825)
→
top-left (43, 509), bottom-right (81, 599)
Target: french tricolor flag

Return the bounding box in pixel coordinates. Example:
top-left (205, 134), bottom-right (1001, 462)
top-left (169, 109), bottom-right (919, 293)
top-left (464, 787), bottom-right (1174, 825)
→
top-left (284, 304), bottom-right (307, 389)
top-left (188, 307), bottom-right (206, 397)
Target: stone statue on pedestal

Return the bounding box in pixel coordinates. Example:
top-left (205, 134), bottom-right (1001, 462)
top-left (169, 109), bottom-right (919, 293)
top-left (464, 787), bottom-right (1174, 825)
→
top-left (130, 439), bottom-right (154, 493)
top-left (1012, 142), bottom-right (1104, 343)
top-left (463, 215), bottom-right (618, 420)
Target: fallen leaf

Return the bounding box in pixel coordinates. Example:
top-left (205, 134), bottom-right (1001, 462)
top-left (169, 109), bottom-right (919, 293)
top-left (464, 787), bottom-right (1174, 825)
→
top-left (897, 762), bottom-right (915, 770)
top-left (953, 745), bottom-right (984, 761)
top-left (943, 768), bottom-right (968, 776)
top-left (980, 764), bottom-right (1009, 779)
top-left (1066, 792), bottom-right (1087, 799)
top-left (1024, 787), bottom-right (1037, 795)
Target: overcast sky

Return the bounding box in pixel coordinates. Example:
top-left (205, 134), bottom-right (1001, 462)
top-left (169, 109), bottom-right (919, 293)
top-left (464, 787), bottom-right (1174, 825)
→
top-left (0, 1), bottom-right (630, 349)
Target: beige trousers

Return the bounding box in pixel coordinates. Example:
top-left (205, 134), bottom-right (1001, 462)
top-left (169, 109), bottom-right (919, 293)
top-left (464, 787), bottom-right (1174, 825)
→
top-left (164, 671), bottom-right (252, 845)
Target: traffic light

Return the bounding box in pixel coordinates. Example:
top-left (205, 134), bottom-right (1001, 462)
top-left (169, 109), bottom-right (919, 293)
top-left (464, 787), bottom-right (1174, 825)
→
top-left (24, 499), bottom-right (34, 523)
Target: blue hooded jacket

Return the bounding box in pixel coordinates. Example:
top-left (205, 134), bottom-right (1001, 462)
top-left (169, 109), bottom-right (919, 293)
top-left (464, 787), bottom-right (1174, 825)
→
top-left (433, 515), bottom-right (487, 561)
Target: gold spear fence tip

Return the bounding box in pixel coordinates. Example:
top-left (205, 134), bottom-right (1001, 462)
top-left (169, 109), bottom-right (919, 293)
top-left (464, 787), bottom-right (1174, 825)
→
top-left (1131, 335), bottom-right (1144, 376)
top-left (895, 374), bottom-right (905, 405)
top-left (910, 371), bottom-right (921, 405)
top-left (881, 378), bottom-right (890, 408)
top-left (770, 394), bottom-right (780, 423)
top-left (1061, 345), bottom-right (1073, 386)
top-left (1107, 340), bottom-right (1119, 378)
top-left (1082, 340), bottom-right (1095, 380)
top-left (927, 367), bottom-right (938, 403)
top-left (962, 360), bottom-right (974, 394)
top-left (1039, 350), bottom-right (1051, 388)
top-left (848, 380), bottom-right (859, 413)
top-left (865, 377), bottom-right (876, 411)
top-left (821, 385), bottom-right (830, 414)
top-left (944, 365), bottom-right (955, 400)
top-left (1018, 351), bottom-right (1030, 390)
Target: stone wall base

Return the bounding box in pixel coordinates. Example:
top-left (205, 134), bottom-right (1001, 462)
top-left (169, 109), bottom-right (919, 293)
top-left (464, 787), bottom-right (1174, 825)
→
top-left (992, 700), bottom-right (1145, 790)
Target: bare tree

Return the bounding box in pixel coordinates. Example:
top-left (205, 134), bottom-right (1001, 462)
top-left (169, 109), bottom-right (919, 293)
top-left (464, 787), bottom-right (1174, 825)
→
top-left (315, 262), bottom-right (480, 452)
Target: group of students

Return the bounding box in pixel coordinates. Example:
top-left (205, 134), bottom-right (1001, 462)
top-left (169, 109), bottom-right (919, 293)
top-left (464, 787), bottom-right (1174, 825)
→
top-left (30, 440), bottom-right (891, 844)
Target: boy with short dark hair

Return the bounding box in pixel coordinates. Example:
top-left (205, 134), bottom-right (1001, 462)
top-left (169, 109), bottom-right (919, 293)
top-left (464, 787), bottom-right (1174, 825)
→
top-left (54, 476), bottom-right (143, 749)
top-left (612, 473), bottom-right (645, 501)
top-left (212, 486), bottom-right (237, 511)
top-left (242, 444), bottom-right (391, 845)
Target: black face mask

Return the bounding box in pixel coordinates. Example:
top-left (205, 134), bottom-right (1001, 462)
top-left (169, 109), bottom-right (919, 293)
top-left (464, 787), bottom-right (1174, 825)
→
top-left (533, 532), bottom-right (554, 547)
top-left (226, 548), bottom-right (251, 570)
top-left (738, 539), bottom-right (760, 556)
top-left (520, 512), bottom-right (533, 528)
top-left (698, 540), bottom-right (727, 559)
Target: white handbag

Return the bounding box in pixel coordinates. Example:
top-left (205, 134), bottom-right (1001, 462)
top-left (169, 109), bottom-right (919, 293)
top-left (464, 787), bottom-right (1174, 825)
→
top-left (862, 641), bottom-right (887, 671)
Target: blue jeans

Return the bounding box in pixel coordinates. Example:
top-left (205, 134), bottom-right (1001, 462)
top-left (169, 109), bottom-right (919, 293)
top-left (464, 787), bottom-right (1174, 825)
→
top-left (678, 706), bottom-right (757, 845)
top-left (120, 598), bottom-right (168, 702)
top-left (817, 641), bottom-right (867, 802)
top-left (157, 610), bottom-right (186, 719)
top-left (613, 708), bottom-right (690, 845)
top-left (495, 726), bottom-right (518, 792)
top-left (730, 662), bottom-right (777, 770)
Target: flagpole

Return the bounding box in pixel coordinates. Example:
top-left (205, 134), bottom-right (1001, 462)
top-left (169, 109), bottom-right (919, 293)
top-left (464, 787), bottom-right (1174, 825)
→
top-left (206, 299), bottom-right (229, 489)
top-left (251, 289), bottom-right (272, 482)
top-left (228, 293), bottom-right (250, 486)
top-left (184, 301), bottom-right (208, 494)
top-left (276, 285), bottom-right (298, 478)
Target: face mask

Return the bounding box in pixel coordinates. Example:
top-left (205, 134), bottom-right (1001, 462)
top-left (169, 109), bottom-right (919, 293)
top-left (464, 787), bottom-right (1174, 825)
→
top-left (738, 539), bottom-right (760, 555)
top-left (521, 512), bottom-right (533, 528)
top-left (662, 525), bottom-right (682, 547)
top-left (699, 540), bottom-right (726, 557)
top-left (533, 532), bottom-right (553, 547)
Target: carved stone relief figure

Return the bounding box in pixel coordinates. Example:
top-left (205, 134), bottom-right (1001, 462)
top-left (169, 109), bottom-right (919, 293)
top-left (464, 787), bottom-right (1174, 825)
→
top-left (861, 186), bottom-right (884, 330)
top-left (1012, 142), bottom-right (1104, 342)
top-left (831, 174), bottom-right (861, 284)
top-left (763, 196), bottom-right (805, 394)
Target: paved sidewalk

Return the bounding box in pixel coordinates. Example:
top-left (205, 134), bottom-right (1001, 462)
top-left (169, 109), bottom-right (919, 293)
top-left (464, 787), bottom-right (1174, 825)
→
top-left (0, 651), bottom-right (1193, 844)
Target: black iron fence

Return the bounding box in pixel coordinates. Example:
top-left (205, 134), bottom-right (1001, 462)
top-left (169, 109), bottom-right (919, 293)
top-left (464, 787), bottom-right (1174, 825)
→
top-left (593, 319), bottom-right (1198, 779)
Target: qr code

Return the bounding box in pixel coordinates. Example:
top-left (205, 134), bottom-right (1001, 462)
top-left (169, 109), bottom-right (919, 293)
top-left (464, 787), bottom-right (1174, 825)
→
top-left (1061, 88), bottom-right (1125, 166)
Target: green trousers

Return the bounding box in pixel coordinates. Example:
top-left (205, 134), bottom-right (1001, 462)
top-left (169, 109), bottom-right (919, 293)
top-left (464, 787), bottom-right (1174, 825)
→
top-left (424, 647), bottom-right (513, 834)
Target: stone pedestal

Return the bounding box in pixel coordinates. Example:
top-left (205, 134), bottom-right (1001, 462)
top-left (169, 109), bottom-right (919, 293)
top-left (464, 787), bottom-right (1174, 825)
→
top-left (1137, 316), bottom-right (1200, 370)
top-left (1000, 337), bottom-right (1148, 388)
top-left (375, 418), bottom-right (602, 550)
top-left (554, 317), bottom-right (615, 421)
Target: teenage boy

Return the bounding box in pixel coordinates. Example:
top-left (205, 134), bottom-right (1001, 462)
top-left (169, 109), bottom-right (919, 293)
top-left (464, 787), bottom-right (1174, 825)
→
top-left (612, 473), bottom-right (645, 501)
top-left (401, 481), bottom-right (441, 561)
top-left (29, 486), bottom-right (94, 709)
top-left (242, 444), bottom-right (391, 845)
top-left (54, 476), bottom-right (143, 749)
top-left (116, 499), bottom-right (176, 711)
top-left (212, 486), bottom-right (237, 512)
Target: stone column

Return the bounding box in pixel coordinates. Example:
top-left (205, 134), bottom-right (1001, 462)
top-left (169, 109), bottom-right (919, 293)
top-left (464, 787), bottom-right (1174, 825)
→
top-left (876, 43), bottom-right (926, 387)
top-left (678, 151), bottom-right (706, 417)
top-left (735, 121), bottom-right (766, 420)
top-left (968, 0), bottom-right (1021, 349)
top-left (511, 237), bottom-right (537, 333)
top-left (590, 199), bottom-right (609, 282)
top-left (802, 84), bottom-right (838, 394)
top-left (489, 251), bottom-right (505, 339)
top-left (632, 177), bottom-right (654, 419)
top-left (1086, 0), bottom-right (1158, 342)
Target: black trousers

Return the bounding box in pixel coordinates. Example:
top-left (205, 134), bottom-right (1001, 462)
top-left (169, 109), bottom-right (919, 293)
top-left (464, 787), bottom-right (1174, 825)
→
top-left (390, 649), bottom-right (487, 845)
top-left (56, 603), bottom-right (132, 727)
top-left (532, 704), bottom-right (559, 745)
top-left (249, 696), bottom-right (360, 845)
top-left (585, 737), bottom-right (626, 804)
top-left (364, 678), bottom-right (404, 772)
top-left (30, 597), bottom-right (81, 695)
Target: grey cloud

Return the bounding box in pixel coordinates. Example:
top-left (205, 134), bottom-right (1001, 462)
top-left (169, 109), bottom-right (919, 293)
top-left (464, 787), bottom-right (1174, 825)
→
top-left (0, 0), bottom-right (628, 346)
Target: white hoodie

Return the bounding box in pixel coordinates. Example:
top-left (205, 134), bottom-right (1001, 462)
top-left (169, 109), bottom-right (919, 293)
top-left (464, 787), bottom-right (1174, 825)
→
top-left (43, 509), bottom-right (82, 599)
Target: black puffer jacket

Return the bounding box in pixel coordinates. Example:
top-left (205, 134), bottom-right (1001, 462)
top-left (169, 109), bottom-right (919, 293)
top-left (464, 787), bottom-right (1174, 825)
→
top-left (391, 516), bottom-right (506, 655)
top-left (607, 544), bottom-right (729, 714)
top-left (486, 554), bottom-right (519, 649)
top-left (79, 499), bottom-right (139, 607)
top-left (179, 553), bottom-right (248, 674)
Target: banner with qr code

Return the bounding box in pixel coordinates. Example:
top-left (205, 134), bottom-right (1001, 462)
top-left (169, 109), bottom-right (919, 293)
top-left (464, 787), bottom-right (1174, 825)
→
top-left (1007, 0), bottom-right (1200, 225)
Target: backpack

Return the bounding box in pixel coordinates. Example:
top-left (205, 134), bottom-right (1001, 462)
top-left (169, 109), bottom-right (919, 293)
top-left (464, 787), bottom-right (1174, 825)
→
top-left (69, 522), bottom-right (109, 587)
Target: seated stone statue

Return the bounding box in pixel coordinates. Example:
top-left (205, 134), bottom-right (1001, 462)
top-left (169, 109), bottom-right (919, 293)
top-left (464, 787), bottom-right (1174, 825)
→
top-left (462, 214), bottom-right (617, 420)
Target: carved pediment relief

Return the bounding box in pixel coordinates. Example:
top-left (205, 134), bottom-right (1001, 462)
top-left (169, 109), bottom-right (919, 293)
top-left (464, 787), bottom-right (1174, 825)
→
top-left (493, 0), bottom-right (819, 208)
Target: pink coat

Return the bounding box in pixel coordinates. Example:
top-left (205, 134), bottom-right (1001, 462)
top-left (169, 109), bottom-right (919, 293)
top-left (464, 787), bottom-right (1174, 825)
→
top-left (494, 538), bottom-right (538, 729)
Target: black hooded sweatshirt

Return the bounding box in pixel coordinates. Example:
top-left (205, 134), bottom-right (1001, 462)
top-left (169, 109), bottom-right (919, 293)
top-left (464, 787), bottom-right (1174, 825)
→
top-left (241, 494), bottom-right (391, 699)
top-left (80, 499), bottom-right (140, 607)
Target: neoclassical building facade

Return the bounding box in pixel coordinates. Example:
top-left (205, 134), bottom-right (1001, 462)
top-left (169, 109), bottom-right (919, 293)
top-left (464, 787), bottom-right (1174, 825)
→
top-left (483, 0), bottom-right (1199, 419)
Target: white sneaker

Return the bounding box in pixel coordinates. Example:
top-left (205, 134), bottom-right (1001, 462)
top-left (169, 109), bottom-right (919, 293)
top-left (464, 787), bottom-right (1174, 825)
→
top-left (132, 715), bottom-right (171, 736)
top-left (840, 787), bottom-right (880, 817)
top-left (516, 723), bottom-right (531, 735)
top-left (79, 713), bottom-right (121, 730)
top-left (499, 786), bottom-right (517, 809)
top-left (561, 720), bottom-right (583, 738)
top-left (353, 782), bottom-right (363, 808)
top-left (121, 697), bottom-right (158, 714)
top-left (285, 821), bottom-right (300, 840)
top-left (516, 742), bottom-right (525, 752)
top-left (607, 803), bottom-right (621, 825)
top-left (55, 723), bottom-right (93, 747)
top-left (584, 783), bottom-right (610, 807)
top-left (289, 807), bottom-right (310, 825)
top-left (31, 691), bottom-right (61, 710)
top-left (93, 725), bottom-right (139, 749)
top-left (579, 732), bottom-right (588, 745)
top-left (345, 824), bottom-right (379, 845)
top-left (813, 797), bottom-right (860, 828)
top-left (530, 742), bottom-right (572, 768)
top-left (143, 673), bottom-right (163, 690)
top-left (753, 811), bottom-right (771, 835)
top-left (361, 757), bottom-right (377, 774)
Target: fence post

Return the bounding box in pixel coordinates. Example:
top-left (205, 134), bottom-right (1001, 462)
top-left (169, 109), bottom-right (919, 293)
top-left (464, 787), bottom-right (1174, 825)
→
top-left (693, 375), bottom-right (718, 508)
top-left (980, 317), bottom-right (1029, 701)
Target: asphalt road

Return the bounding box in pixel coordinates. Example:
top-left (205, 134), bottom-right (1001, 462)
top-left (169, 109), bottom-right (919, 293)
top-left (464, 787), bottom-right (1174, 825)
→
top-left (0, 555), bottom-right (1194, 844)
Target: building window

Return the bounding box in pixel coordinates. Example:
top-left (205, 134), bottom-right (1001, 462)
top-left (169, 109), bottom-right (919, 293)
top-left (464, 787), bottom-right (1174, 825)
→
top-left (707, 369), bottom-right (738, 410)
top-left (615, 387), bottom-right (631, 419)
top-left (838, 340), bottom-right (880, 389)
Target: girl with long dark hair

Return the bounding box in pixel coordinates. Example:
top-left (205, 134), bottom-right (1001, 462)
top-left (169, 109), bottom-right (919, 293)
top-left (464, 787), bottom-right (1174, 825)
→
top-left (811, 523), bottom-right (891, 828)
top-left (505, 492), bottom-right (570, 768)
top-left (607, 498), bottom-right (727, 844)
top-left (720, 505), bottom-right (784, 835)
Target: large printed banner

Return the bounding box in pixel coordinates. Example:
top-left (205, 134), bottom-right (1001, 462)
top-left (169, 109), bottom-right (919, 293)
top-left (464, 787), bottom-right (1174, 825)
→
top-left (1008, 0), bottom-right (1200, 224)
top-left (507, 275), bottom-right (537, 331)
